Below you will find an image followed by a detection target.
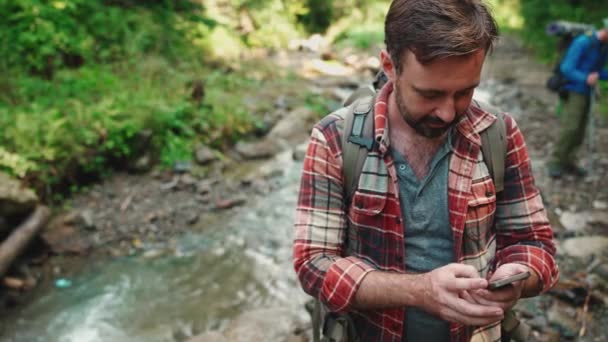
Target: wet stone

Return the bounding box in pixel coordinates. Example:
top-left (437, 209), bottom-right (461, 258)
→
top-left (559, 211), bottom-right (590, 232)
top-left (546, 300), bottom-right (579, 338)
top-left (560, 236), bottom-right (608, 258)
top-left (292, 143), bottom-right (308, 161)
top-left (194, 145), bottom-right (217, 165)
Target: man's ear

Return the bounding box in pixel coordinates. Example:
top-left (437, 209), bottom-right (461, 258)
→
top-left (380, 50), bottom-right (397, 82)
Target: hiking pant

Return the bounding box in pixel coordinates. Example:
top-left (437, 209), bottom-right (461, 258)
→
top-left (551, 92), bottom-right (591, 167)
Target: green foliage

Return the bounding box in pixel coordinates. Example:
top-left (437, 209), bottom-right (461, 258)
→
top-left (335, 22), bottom-right (385, 50)
top-left (0, 0), bottom-right (392, 201)
top-left (304, 93), bottom-right (341, 119)
top-left (298, 0), bottom-right (334, 33)
top-left (0, 57), bottom-right (267, 197)
top-left (0, 0), bottom-right (209, 75)
top-left (327, 1), bottom-right (388, 50)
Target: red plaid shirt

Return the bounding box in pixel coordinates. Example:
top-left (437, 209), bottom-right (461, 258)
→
top-left (293, 82), bottom-right (559, 341)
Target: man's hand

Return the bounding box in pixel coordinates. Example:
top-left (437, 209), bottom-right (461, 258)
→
top-left (462, 263), bottom-right (529, 313)
top-left (587, 72), bottom-right (599, 86)
top-left (420, 263), bottom-right (504, 326)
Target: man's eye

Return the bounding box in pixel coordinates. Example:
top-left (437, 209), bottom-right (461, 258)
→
top-left (456, 89), bottom-right (474, 98)
top-left (421, 92), bottom-right (441, 99)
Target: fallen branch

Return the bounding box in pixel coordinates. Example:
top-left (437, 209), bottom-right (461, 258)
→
top-left (578, 284), bottom-right (592, 337)
top-left (0, 206), bottom-right (51, 277)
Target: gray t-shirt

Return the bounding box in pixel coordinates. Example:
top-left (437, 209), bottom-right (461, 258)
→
top-left (391, 134), bottom-right (454, 342)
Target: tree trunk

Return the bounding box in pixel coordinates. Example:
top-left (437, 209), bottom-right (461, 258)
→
top-left (0, 206), bottom-right (51, 277)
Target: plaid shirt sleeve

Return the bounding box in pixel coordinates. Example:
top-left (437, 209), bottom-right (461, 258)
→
top-left (494, 115), bottom-right (559, 293)
top-left (293, 117), bottom-right (376, 312)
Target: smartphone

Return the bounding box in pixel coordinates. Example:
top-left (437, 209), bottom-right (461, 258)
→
top-left (487, 271), bottom-right (530, 290)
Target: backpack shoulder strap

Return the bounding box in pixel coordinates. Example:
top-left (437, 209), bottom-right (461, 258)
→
top-left (341, 94), bottom-right (375, 204)
top-left (475, 99), bottom-right (507, 193)
top-left (343, 85), bottom-right (375, 108)
top-left (307, 90), bottom-right (376, 342)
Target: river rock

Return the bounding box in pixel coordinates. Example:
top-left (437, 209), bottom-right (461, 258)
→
top-left (306, 59), bottom-right (353, 77)
top-left (214, 196), bottom-right (247, 210)
top-left (292, 143), bottom-right (309, 161)
top-left (129, 153), bottom-right (153, 173)
top-left (80, 209), bottom-right (96, 231)
top-left (274, 95), bottom-right (290, 110)
top-left (558, 211), bottom-right (590, 232)
top-left (592, 200), bottom-right (608, 210)
top-left (40, 211), bottom-right (93, 255)
top-left (223, 308), bottom-right (303, 342)
top-left (589, 210), bottom-right (608, 226)
top-left (195, 145), bottom-right (217, 165)
top-left (268, 107), bottom-right (317, 141)
top-left (559, 236), bottom-right (608, 258)
top-left (235, 140), bottom-right (281, 159)
top-left (0, 172), bottom-right (38, 218)
top-left (546, 300), bottom-right (579, 338)
top-left (173, 161), bottom-right (192, 174)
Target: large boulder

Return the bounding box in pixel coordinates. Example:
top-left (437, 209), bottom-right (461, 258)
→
top-left (0, 171), bottom-right (38, 218)
top-left (40, 210), bottom-right (93, 255)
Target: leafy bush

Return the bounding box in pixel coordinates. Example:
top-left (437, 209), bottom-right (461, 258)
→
top-left (0, 0), bottom-right (390, 201)
top-left (0, 0), bottom-right (209, 76)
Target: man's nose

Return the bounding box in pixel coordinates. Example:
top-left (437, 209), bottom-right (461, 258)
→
top-left (435, 98), bottom-right (456, 123)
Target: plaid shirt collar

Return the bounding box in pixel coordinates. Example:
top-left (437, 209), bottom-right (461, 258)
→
top-left (373, 81), bottom-right (497, 155)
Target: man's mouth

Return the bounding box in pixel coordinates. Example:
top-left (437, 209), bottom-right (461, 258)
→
top-left (426, 121), bottom-right (447, 128)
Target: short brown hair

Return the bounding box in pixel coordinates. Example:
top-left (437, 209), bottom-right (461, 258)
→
top-left (385, 0), bottom-right (499, 70)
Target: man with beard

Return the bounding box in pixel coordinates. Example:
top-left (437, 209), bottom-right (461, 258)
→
top-left (293, 0), bottom-right (559, 341)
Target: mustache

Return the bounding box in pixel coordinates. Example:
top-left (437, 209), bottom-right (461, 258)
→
top-left (422, 116), bottom-right (447, 126)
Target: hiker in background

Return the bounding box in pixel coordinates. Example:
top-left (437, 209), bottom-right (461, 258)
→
top-left (548, 18), bottom-right (608, 178)
top-left (293, 0), bottom-right (559, 341)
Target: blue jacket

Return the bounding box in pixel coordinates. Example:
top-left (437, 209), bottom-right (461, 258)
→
top-left (560, 32), bottom-right (608, 95)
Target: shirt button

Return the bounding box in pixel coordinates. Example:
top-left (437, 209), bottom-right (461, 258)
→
top-left (486, 190), bottom-right (494, 197)
top-left (395, 217), bottom-right (401, 224)
top-left (398, 164), bottom-right (406, 171)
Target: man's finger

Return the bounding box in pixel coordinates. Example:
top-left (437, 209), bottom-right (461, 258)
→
top-left (446, 277), bottom-right (488, 291)
top-left (459, 290), bottom-right (477, 304)
top-left (477, 288), bottom-right (518, 303)
top-left (449, 264), bottom-right (480, 278)
top-left (451, 297), bottom-right (504, 318)
top-left (467, 290), bottom-right (501, 306)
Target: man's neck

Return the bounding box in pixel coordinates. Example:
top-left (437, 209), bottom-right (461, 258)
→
top-left (387, 92), bottom-right (447, 149)
top-left (387, 93), bottom-right (448, 180)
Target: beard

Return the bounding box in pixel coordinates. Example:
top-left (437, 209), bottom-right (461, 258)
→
top-left (394, 84), bottom-right (455, 139)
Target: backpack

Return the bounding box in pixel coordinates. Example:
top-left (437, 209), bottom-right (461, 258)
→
top-left (307, 83), bottom-right (512, 342)
top-left (545, 21), bottom-right (606, 94)
top-left (341, 90), bottom-right (507, 203)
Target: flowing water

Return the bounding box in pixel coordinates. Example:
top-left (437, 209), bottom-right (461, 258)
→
top-left (0, 151), bottom-right (309, 342)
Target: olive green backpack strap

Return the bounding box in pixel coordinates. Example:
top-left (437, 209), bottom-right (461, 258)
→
top-left (474, 100), bottom-right (532, 342)
top-left (341, 92), bottom-right (376, 204)
top-left (342, 85), bottom-right (374, 109)
top-left (307, 90), bottom-right (376, 342)
top-left (475, 99), bottom-right (507, 193)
